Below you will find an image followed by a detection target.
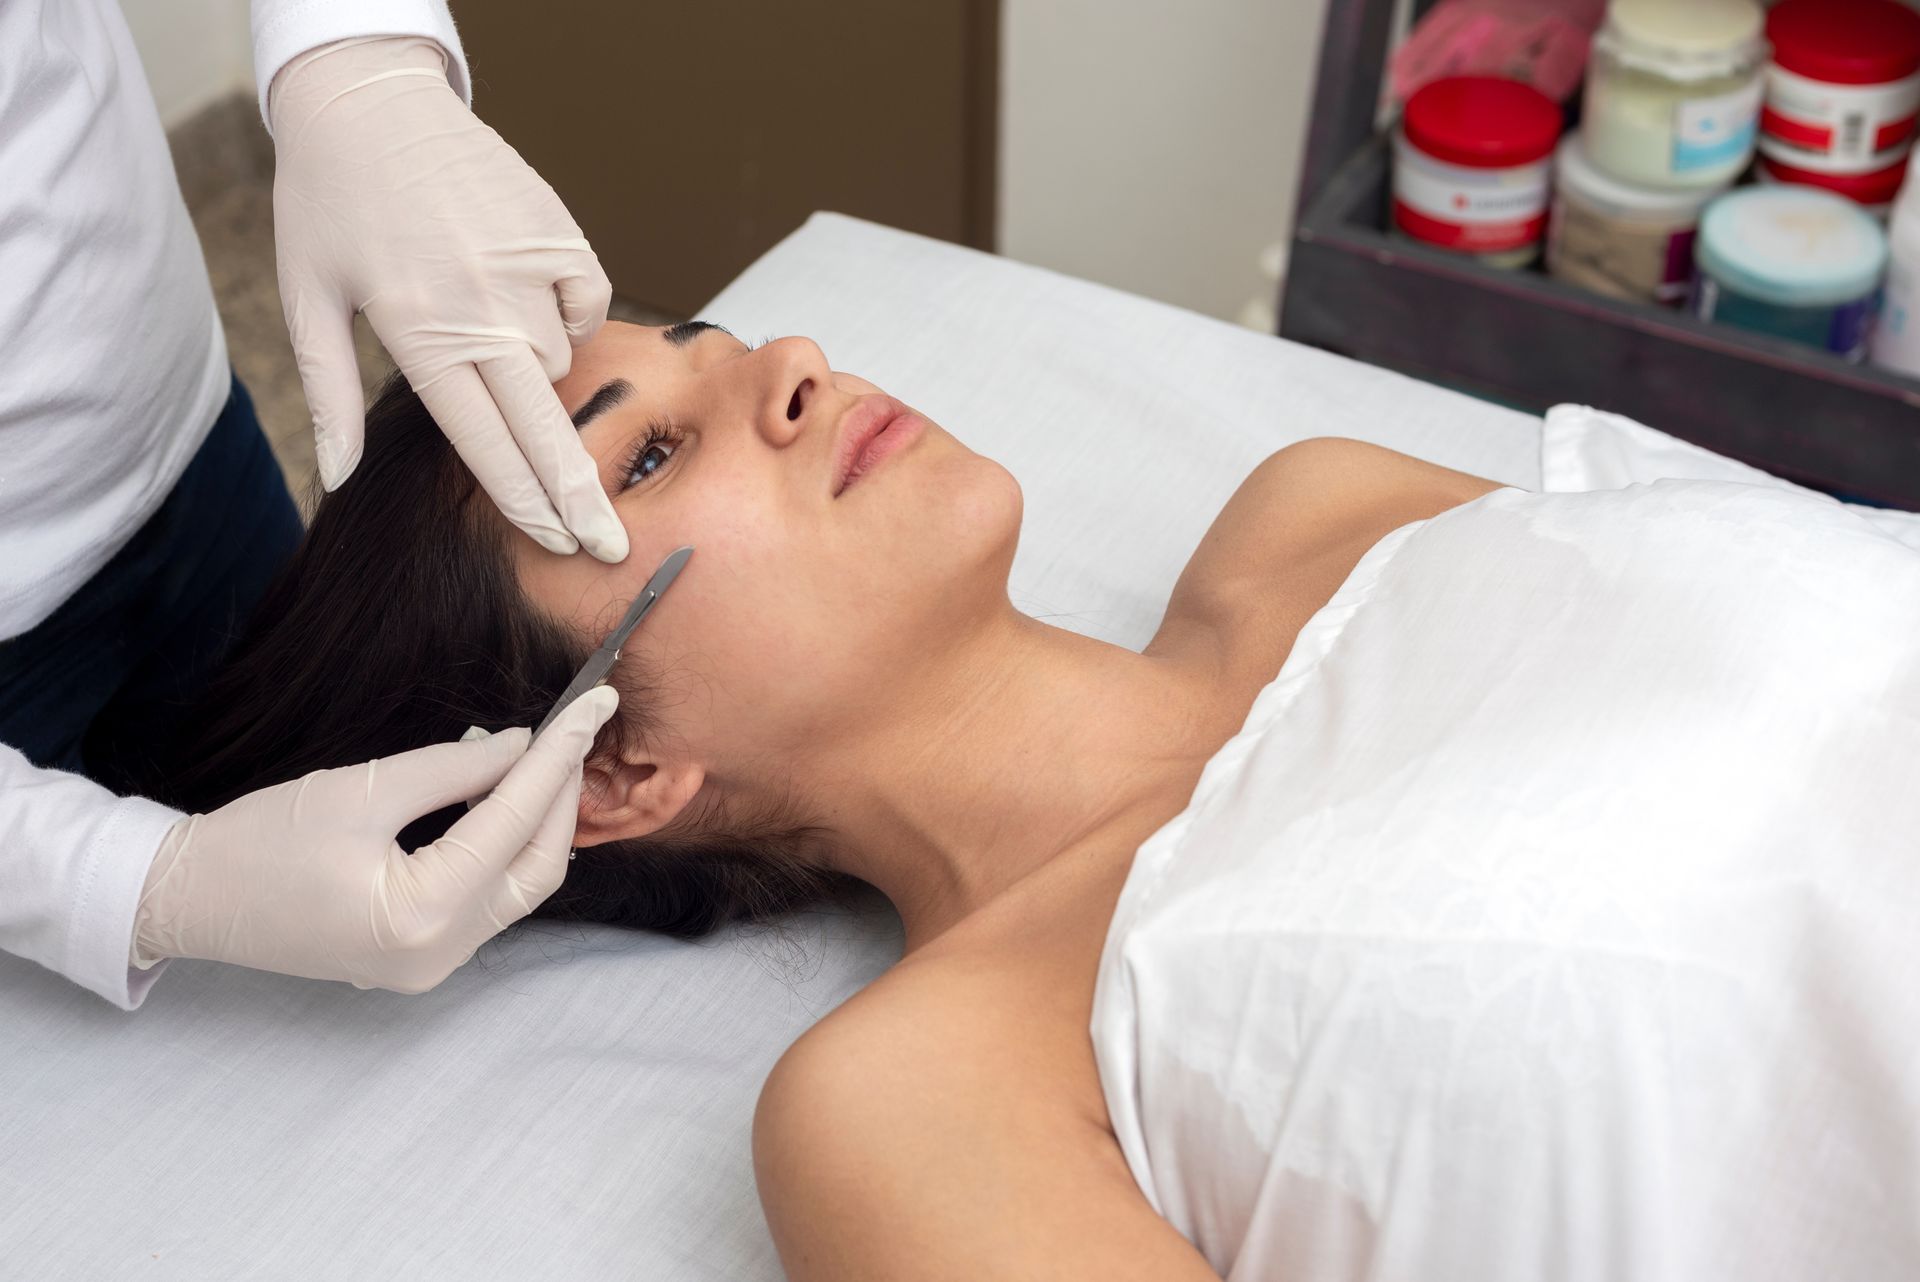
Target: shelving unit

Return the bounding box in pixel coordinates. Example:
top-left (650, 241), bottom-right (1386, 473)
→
top-left (1279, 0), bottom-right (1920, 508)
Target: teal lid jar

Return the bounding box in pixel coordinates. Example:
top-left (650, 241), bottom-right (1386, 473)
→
top-left (1691, 186), bottom-right (1890, 358)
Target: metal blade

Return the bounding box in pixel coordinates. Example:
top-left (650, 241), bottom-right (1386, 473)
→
top-left (530, 545), bottom-right (694, 740)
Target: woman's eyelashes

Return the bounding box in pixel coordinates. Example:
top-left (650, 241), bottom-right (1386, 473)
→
top-left (615, 338), bottom-right (771, 491)
top-left (620, 419), bottom-right (686, 490)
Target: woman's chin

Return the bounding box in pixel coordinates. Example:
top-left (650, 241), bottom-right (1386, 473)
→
top-left (925, 458), bottom-right (1024, 603)
top-left (926, 450), bottom-right (1019, 545)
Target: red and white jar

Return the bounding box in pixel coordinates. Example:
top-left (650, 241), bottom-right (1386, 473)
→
top-left (1756, 152), bottom-right (1909, 220)
top-left (1759, 0), bottom-right (1920, 176)
top-left (1393, 76), bottom-right (1564, 269)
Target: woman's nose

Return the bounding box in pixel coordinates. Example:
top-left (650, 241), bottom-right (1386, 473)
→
top-left (754, 336), bottom-right (834, 444)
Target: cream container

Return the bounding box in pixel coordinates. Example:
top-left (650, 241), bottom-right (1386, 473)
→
top-left (1583, 0), bottom-right (1767, 189)
top-left (1548, 132), bottom-right (1723, 305)
top-left (1691, 186), bottom-right (1889, 361)
top-left (1392, 75), bottom-right (1563, 270)
top-left (1759, 0), bottom-right (1920, 177)
top-left (1756, 152), bottom-right (1907, 221)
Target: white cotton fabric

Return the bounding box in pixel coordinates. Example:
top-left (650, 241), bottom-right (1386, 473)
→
top-left (0, 0), bottom-right (468, 644)
top-left (1542, 402), bottom-right (1920, 551)
top-left (1090, 480), bottom-right (1920, 1282)
top-left (0, 213), bottom-right (1548, 1280)
top-left (0, 0), bottom-right (229, 642)
top-left (0, 744), bottom-right (182, 1009)
top-left (0, 0), bottom-right (471, 1010)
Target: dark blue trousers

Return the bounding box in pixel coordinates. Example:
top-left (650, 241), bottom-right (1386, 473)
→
top-left (0, 373), bottom-right (304, 795)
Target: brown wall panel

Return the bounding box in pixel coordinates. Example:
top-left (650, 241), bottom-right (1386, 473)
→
top-left (457, 1), bottom-right (999, 315)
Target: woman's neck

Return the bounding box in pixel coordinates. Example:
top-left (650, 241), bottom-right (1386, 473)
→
top-left (811, 605), bottom-right (1226, 955)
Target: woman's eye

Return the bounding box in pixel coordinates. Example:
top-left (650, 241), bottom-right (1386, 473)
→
top-left (621, 421), bottom-right (685, 490)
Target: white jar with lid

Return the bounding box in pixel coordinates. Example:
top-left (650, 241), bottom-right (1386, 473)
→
top-left (1584, 0), bottom-right (1768, 189)
top-left (1548, 132), bottom-right (1724, 304)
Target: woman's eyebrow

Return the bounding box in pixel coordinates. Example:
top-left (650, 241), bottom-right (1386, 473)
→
top-left (569, 378), bottom-right (634, 430)
top-left (662, 319), bottom-right (734, 347)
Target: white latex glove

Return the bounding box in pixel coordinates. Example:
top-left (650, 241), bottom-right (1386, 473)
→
top-left (131, 688), bottom-right (618, 994)
top-left (269, 35), bottom-right (628, 562)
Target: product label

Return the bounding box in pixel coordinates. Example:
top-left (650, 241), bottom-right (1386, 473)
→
top-left (1661, 229), bottom-right (1699, 304)
top-left (1871, 256), bottom-right (1920, 375)
top-left (1672, 81), bottom-right (1764, 172)
top-left (1692, 274), bottom-right (1722, 320)
top-left (1393, 153), bottom-right (1551, 252)
top-left (1546, 196), bottom-right (1698, 305)
top-left (1759, 64), bottom-right (1920, 171)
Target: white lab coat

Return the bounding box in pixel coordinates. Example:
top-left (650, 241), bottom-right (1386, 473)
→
top-left (0, 0), bottom-right (471, 1010)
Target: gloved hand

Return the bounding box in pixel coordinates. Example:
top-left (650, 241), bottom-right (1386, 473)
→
top-left (131, 688), bottom-right (618, 994)
top-left (268, 35), bottom-right (628, 562)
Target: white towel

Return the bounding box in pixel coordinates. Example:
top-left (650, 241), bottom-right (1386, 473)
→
top-left (1092, 480), bottom-right (1920, 1282)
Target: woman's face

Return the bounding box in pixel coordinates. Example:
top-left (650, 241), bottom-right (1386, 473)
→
top-left (514, 320), bottom-right (1021, 832)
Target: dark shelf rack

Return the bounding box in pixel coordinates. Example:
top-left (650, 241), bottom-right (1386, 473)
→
top-left (1279, 0), bottom-right (1920, 509)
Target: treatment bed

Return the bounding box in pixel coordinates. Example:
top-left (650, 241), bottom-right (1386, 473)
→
top-left (5, 211), bottom-right (1793, 1278)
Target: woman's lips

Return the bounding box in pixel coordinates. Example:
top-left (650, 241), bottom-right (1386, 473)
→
top-left (833, 395), bottom-right (926, 496)
top-left (841, 411), bottom-right (924, 493)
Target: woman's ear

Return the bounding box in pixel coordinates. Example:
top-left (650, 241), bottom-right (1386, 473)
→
top-left (575, 753), bottom-right (706, 845)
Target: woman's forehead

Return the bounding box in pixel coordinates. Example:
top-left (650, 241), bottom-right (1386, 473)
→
top-left (555, 321), bottom-right (689, 414)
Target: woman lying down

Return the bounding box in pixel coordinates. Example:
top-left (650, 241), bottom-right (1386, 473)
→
top-left (161, 320), bottom-right (1920, 1281)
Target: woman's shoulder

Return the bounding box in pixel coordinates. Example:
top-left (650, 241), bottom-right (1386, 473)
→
top-left (1180, 437), bottom-right (1503, 592)
top-left (760, 937), bottom-right (1068, 1087)
top-left (752, 957), bottom-right (1217, 1280)
top-left (1148, 438), bottom-right (1505, 676)
top-left (758, 963), bottom-right (995, 1100)
top-left (754, 916), bottom-right (1112, 1129)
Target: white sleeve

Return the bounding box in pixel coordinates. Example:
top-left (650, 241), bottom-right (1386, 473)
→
top-left (0, 745), bottom-right (183, 1011)
top-left (250, 0), bottom-right (472, 126)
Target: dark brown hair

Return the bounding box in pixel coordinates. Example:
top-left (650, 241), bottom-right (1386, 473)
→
top-left (156, 371), bottom-right (866, 939)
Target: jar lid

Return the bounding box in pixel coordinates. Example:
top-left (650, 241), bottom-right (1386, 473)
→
top-left (1757, 152), bottom-right (1911, 209)
top-left (1608, 0), bottom-right (1763, 53)
top-left (1402, 76), bottom-right (1562, 168)
top-left (1600, 0), bottom-right (1766, 80)
top-left (1766, 0), bottom-right (1920, 86)
top-left (1696, 187), bottom-right (1889, 307)
top-left (1556, 133), bottom-right (1728, 221)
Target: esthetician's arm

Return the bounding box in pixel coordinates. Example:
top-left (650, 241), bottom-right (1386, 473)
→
top-left (0, 691), bottom-right (615, 1009)
top-left (0, 744), bottom-right (184, 1009)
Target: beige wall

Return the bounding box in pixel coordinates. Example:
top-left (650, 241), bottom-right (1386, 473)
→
top-left (998, 0), bottom-right (1330, 324)
top-left (119, 0), bottom-right (253, 128)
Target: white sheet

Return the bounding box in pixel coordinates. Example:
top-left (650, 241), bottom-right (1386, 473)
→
top-left (1091, 480), bottom-right (1920, 1282)
top-left (0, 213), bottom-right (1549, 1280)
top-left (1542, 402), bottom-right (1920, 550)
